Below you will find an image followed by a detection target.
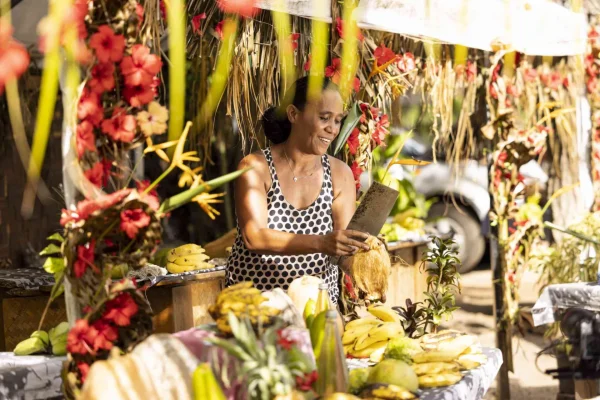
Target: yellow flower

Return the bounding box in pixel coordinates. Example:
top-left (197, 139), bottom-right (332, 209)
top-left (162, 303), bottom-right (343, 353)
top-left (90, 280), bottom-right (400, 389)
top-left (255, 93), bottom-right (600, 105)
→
top-left (178, 167), bottom-right (203, 188)
top-left (137, 102), bottom-right (169, 137)
top-left (192, 192), bottom-right (225, 220)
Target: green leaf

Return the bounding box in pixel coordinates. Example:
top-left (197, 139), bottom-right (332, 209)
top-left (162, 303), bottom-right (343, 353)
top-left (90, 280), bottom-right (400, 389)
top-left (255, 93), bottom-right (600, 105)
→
top-left (159, 168), bottom-right (250, 214)
top-left (46, 233), bottom-right (64, 243)
top-left (43, 257), bottom-right (65, 274)
top-left (332, 101), bottom-right (361, 156)
top-left (39, 243), bottom-right (61, 256)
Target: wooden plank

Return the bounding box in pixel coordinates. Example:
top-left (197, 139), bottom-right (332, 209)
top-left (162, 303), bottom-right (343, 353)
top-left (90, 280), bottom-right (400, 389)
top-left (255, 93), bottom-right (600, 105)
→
top-left (146, 286), bottom-right (174, 334)
top-left (172, 276), bottom-right (225, 331)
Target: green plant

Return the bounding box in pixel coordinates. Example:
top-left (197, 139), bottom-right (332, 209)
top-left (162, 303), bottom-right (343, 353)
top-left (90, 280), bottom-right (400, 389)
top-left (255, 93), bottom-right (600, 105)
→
top-left (420, 236), bottom-right (462, 331)
top-left (392, 299), bottom-right (428, 338)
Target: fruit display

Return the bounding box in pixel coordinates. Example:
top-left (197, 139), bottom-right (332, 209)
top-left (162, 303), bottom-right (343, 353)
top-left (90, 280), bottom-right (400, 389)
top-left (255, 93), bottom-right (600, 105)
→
top-left (13, 322), bottom-right (69, 356)
top-left (166, 243), bottom-right (213, 274)
top-left (208, 282), bottom-right (282, 335)
top-left (360, 383), bottom-right (417, 399)
top-left (345, 236), bottom-right (391, 303)
top-left (342, 305), bottom-right (403, 361)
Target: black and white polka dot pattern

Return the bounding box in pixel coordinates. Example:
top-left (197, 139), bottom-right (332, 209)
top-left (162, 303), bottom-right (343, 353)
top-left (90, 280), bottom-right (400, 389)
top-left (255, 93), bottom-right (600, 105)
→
top-left (227, 147), bottom-right (339, 302)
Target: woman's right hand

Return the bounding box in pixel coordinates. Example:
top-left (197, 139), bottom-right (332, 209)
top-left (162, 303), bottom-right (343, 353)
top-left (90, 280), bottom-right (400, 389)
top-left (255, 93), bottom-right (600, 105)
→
top-left (320, 230), bottom-right (371, 256)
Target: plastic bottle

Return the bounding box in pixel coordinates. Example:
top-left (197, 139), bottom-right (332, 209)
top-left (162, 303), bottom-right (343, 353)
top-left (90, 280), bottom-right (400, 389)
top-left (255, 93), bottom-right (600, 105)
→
top-left (314, 282), bottom-right (330, 316)
top-left (315, 310), bottom-right (349, 396)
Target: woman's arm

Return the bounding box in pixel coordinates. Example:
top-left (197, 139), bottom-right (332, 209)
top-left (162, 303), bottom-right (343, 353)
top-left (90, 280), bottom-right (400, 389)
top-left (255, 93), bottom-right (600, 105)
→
top-left (330, 157), bottom-right (358, 231)
top-left (235, 154), bottom-right (368, 256)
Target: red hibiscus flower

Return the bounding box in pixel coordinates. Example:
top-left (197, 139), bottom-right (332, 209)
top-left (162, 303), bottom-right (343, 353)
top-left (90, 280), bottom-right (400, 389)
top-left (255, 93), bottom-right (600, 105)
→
top-left (89, 63), bottom-right (115, 94)
top-left (120, 208), bottom-right (151, 239)
top-left (159, 0), bottom-right (167, 19)
top-left (217, 0), bottom-right (259, 18)
top-left (295, 370), bottom-right (318, 392)
top-left (136, 3), bottom-right (144, 28)
top-left (84, 162), bottom-right (104, 188)
top-left (120, 44), bottom-right (162, 87)
top-left (397, 52), bottom-right (416, 72)
top-left (215, 20), bottom-right (225, 40)
top-left (276, 330), bottom-right (296, 350)
top-left (101, 158), bottom-right (112, 186)
top-left (325, 58), bottom-right (341, 84)
top-left (103, 293), bottom-right (139, 327)
top-left (67, 320), bottom-right (97, 355)
top-left (101, 107), bottom-right (137, 143)
top-left (374, 45), bottom-right (397, 67)
top-left (541, 72), bottom-right (562, 90)
top-left (77, 362), bottom-right (91, 383)
top-left (74, 240), bottom-right (96, 278)
top-left (350, 161), bottom-right (362, 190)
top-left (466, 61), bottom-right (477, 83)
top-left (335, 17), bottom-right (364, 42)
top-left (91, 320), bottom-right (118, 351)
top-left (524, 68), bottom-right (538, 82)
top-left (136, 180), bottom-right (160, 211)
top-left (124, 83), bottom-right (155, 107)
top-left (290, 33), bottom-right (300, 51)
top-left (96, 189), bottom-right (132, 209)
top-left (78, 87), bottom-right (104, 127)
top-left (0, 25), bottom-right (30, 94)
top-left (76, 121), bottom-right (97, 158)
top-left (353, 76), bottom-right (361, 93)
top-left (303, 54), bottom-right (311, 72)
top-left (373, 114), bottom-right (389, 145)
top-left (191, 13), bottom-right (207, 35)
top-left (89, 25), bottom-right (125, 63)
top-left (347, 128), bottom-right (360, 155)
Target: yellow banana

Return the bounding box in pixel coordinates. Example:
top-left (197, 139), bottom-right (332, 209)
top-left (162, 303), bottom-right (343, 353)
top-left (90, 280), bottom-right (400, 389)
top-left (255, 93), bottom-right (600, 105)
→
top-left (456, 353), bottom-right (487, 370)
top-left (345, 317), bottom-right (379, 331)
top-left (367, 305), bottom-right (401, 324)
top-left (349, 340), bottom-right (389, 358)
top-left (412, 362), bottom-right (459, 376)
top-left (166, 262), bottom-right (204, 274)
top-left (169, 254), bottom-right (210, 266)
top-left (342, 324), bottom-right (377, 345)
top-left (354, 322), bottom-right (403, 351)
top-left (167, 244), bottom-right (205, 261)
top-left (418, 372), bottom-right (463, 388)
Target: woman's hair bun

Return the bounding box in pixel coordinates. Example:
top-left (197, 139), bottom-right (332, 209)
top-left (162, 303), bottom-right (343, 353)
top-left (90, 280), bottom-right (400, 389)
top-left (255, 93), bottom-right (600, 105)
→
top-left (262, 106), bottom-right (291, 144)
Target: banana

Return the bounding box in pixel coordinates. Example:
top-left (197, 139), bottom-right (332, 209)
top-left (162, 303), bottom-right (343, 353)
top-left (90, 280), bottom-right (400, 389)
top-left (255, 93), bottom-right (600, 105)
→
top-left (193, 363), bottom-right (226, 400)
top-left (412, 362), bottom-right (459, 376)
top-left (348, 340), bottom-right (389, 358)
top-left (221, 281), bottom-right (253, 294)
top-left (14, 337), bottom-right (47, 356)
top-left (345, 317), bottom-right (380, 331)
top-left (367, 305), bottom-right (401, 324)
top-left (418, 372), bottom-right (463, 388)
top-left (354, 322), bottom-right (403, 351)
top-left (343, 344), bottom-right (354, 356)
top-left (167, 244), bottom-right (206, 260)
top-left (456, 353), bottom-right (487, 370)
top-left (343, 324), bottom-right (377, 345)
top-left (52, 340), bottom-right (67, 356)
top-left (369, 346), bottom-right (386, 363)
top-left (170, 254), bottom-right (210, 266)
top-left (166, 262), bottom-right (199, 274)
top-left (31, 330), bottom-right (50, 347)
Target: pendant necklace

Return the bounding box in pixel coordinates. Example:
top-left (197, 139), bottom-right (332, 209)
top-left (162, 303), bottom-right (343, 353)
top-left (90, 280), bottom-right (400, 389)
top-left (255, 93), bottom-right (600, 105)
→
top-left (282, 147), bottom-right (319, 182)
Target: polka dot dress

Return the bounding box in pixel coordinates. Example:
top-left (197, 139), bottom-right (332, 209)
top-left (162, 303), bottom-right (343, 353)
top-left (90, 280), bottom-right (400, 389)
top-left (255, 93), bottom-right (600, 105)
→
top-left (226, 147), bottom-right (339, 303)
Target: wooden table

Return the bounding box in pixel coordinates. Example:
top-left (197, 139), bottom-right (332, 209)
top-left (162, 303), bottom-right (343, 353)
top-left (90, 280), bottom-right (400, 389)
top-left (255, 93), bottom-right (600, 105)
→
top-left (0, 268), bottom-right (226, 351)
top-left (385, 240), bottom-right (429, 307)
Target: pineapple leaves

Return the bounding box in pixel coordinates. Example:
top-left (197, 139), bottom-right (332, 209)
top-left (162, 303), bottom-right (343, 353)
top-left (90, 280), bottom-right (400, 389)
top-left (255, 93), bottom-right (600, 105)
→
top-left (331, 101), bottom-right (361, 156)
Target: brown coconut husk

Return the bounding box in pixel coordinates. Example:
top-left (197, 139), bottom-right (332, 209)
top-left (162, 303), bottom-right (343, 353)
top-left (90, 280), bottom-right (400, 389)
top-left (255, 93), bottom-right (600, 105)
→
top-left (346, 236), bottom-right (391, 302)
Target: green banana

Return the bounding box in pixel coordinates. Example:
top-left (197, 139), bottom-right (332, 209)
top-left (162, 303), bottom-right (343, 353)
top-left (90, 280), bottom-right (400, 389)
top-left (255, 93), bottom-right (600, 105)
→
top-left (49, 322), bottom-right (69, 344)
top-left (31, 330), bottom-right (50, 347)
top-left (52, 340), bottom-right (67, 356)
top-left (14, 337), bottom-right (47, 356)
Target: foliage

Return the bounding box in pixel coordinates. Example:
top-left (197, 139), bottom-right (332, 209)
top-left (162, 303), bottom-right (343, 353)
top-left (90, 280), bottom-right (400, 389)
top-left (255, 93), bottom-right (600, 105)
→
top-left (393, 236), bottom-right (461, 338)
top-left (40, 233), bottom-right (66, 302)
top-left (209, 313), bottom-right (316, 400)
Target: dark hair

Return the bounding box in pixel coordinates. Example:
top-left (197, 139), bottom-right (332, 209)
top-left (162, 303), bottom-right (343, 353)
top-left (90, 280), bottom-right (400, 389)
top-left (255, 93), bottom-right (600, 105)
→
top-left (261, 76), bottom-right (338, 144)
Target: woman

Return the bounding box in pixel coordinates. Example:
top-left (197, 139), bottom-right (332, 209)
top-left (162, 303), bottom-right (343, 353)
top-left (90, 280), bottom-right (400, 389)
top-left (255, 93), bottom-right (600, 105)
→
top-left (227, 76), bottom-right (369, 302)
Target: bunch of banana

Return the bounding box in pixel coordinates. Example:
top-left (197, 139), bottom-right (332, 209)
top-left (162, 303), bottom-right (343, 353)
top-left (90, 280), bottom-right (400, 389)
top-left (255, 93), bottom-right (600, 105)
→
top-left (413, 331), bottom-right (478, 364)
top-left (209, 282), bottom-right (281, 335)
top-left (343, 305), bottom-right (404, 362)
top-left (192, 363), bottom-right (226, 400)
top-left (360, 383), bottom-right (416, 400)
top-left (14, 322), bottom-right (70, 356)
top-left (166, 244), bottom-right (212, 274)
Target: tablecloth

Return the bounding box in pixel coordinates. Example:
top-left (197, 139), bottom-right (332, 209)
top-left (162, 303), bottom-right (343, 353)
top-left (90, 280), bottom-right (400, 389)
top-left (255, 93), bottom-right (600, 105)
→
top-left (349, 347), bottom-right (502, 400)
top-left (531, 282), bottom-right (600, 326)
top-left (0, 352), bottom-right (66, 400)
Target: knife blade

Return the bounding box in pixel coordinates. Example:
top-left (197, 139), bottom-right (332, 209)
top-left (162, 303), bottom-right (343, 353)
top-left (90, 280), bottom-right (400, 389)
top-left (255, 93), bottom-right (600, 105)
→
top-left (330, 181), bottom-right (399, 265)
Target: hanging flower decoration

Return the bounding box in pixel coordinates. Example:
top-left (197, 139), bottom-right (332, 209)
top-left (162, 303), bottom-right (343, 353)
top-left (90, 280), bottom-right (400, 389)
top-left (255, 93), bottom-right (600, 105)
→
top-left (586, 22), bottom-right (600, 211)
top-left (335, 17), bottom-right (364, 42)
top-left (343, 101), bottom-right (390, 189)
top-left (367, 44), bottom-right (419, 100)
top-left (325, 58), bottom-right (361, 94)
top-left (191, 13), bottom-right (207, 35)
top-left (217, 0), bottom-right (259, 18)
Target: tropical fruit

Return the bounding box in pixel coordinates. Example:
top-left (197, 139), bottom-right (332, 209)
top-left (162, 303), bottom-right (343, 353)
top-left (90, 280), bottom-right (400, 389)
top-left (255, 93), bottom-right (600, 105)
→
top-left (412, 362), bottom-right (459, 376)
top-left (360, 383), bottom-right (417, 399)
top-left (366, 359), bottom-right (419, 392)
top-left (348, 367), bottom-right (371, 394)
top-left (418, 371), bottom-right (463, 388)
top-left (14, 337), bottom-right (47, 356)
top-left (192, 363), bottom-right (226, 400)
top-left (342, 314), bottom-right (403, 359)
top-left (166, 244), bottom-right (211, 274)
top-left (346, 235), bottom-right (391, 302)
top-left (367, 304), bottom-right (401, 324)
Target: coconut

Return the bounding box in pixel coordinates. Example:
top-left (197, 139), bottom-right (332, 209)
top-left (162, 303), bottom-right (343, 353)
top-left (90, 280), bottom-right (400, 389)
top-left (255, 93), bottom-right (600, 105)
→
top-left (346, 236), bottom-right (391, 302)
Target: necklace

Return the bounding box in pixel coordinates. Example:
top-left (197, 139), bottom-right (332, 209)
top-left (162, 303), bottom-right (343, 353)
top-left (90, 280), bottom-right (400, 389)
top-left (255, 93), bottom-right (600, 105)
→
top-left (282, 147), bottom-right (319, 182)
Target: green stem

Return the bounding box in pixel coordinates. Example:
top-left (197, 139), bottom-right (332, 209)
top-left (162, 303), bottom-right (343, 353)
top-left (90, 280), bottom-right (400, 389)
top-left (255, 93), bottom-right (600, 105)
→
top-left (544, 222), bottom-right (600, 245)
top-left (144, 165), bottom-right (175, 195)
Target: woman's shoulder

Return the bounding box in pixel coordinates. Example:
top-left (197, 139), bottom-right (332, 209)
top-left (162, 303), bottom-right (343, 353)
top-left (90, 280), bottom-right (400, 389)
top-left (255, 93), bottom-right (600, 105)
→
top-left (238, 150), bottom-right (269, 170)
top-left (327, 155), bottom-right (353, 179)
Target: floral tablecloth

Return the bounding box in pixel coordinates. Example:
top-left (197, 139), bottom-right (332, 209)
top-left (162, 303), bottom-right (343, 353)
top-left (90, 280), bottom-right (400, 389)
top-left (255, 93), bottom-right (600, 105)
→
top-left (0, 352), bottom-right (65, 400)
top-left (531, 282), bottom-right (600, 326)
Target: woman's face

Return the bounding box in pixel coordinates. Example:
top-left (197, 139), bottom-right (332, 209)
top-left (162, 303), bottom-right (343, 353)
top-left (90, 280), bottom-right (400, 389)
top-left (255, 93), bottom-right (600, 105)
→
top-left (288, 89), bottom-right (344, 155)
